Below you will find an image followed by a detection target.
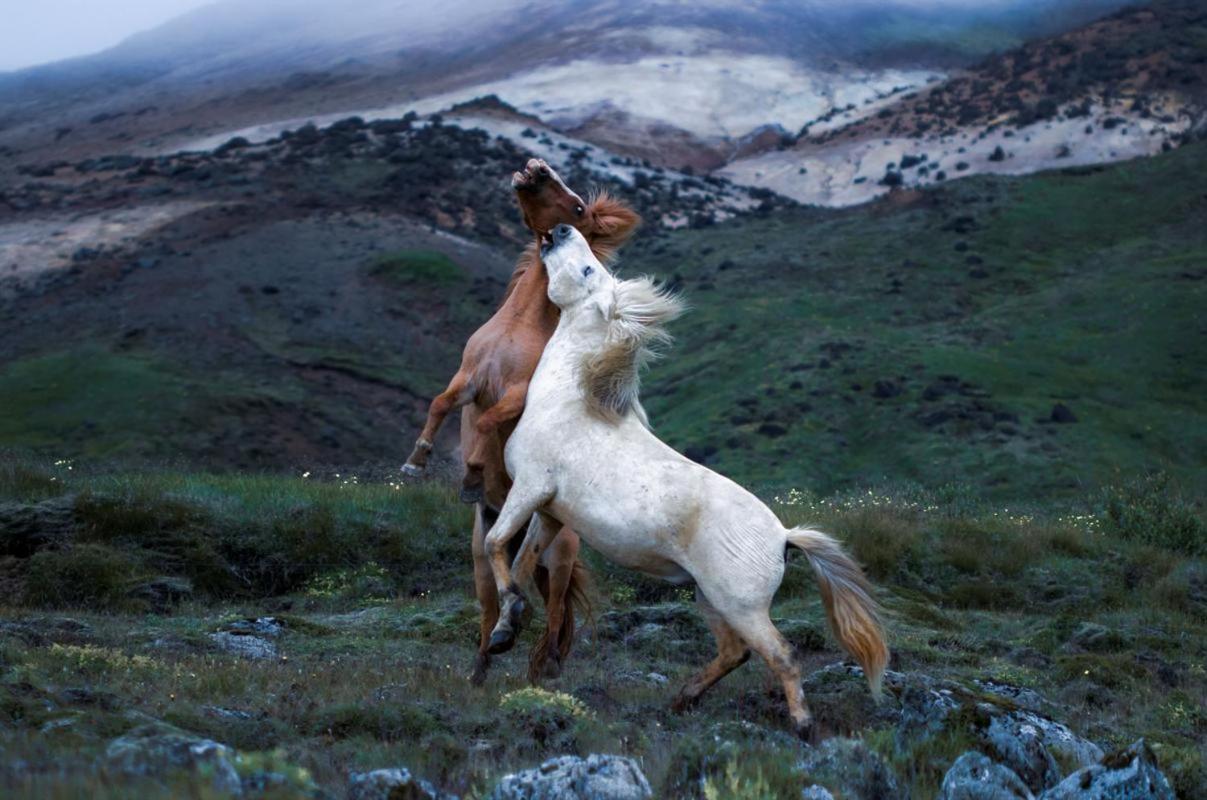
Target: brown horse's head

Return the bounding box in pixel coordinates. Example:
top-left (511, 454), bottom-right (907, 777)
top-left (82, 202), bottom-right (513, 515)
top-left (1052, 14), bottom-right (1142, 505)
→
top-left (512, 158), bottom-right (640, 260)
top-left (512, 158), bottom-right (586, 235)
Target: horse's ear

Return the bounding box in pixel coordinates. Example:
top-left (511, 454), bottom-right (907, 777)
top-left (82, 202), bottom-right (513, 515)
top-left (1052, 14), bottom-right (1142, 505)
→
top-left (586, 193), bottom-right (641, 258)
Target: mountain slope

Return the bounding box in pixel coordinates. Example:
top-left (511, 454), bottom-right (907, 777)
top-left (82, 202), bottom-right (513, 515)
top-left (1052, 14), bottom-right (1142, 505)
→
top-left (1, 111), bottom-right (1203, 500)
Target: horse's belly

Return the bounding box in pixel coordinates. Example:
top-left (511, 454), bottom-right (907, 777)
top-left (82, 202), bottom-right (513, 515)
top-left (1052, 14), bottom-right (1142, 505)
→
top-left (547, 476), bottom-right (694, 584)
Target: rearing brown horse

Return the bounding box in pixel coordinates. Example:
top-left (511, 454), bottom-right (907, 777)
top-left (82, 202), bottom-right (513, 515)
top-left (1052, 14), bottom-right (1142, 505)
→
top-left (403, 159), bottom-right (640, 682)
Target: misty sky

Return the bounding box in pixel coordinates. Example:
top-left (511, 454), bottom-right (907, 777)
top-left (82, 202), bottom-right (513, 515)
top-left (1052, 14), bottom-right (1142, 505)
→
top-left (0, 0), bottom-right (213, 72)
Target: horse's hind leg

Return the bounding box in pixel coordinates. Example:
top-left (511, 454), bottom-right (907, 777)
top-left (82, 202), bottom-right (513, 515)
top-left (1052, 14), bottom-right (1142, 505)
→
top-left (461, 380), bottom-right (527, 503)
top-left (404, 369), bottom-right (472, 475)
top-left (528, 524), bottom-right (577, 683)
top-left (671, 594), bottom-right (751, 713)
top-left (470, 505), bottom-right (499, 685)
top-left (727, 610), bottom-right (813, 739)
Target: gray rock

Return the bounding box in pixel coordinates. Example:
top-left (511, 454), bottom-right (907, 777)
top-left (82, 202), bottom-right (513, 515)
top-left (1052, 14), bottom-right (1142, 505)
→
top-left (973, 681), bottom-right (1052, 714)
top-left (939, 752), bottom-right (1034, 800)
top-left (349, 767), bottom-right (454, 800)
top-left (985, 714), bottom-right (1061, 793)
top-left (105, 725), bottom-right (241, 796)
top-left (802, 787), bottom-right (836, 800)
top-left (797, 737), bottom-right (905, 800)
top-left (1009, 712), bottom-right (1102, 770)
top-left (896, 683), bottom-right (960, 751)
top-left (1039, 739), bottom-right (1175, 800)
top-left (222, 616), bottom-right (285, 638)
top-left (489, 754), bottom-right (652, 800)
top-left (209, 632), bottom-right (278, 660)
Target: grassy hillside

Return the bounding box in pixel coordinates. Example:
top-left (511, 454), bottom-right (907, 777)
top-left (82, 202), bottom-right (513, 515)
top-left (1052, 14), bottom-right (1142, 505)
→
top-left (0, 119), bottom-right (1204, 503)
top-left (0, 455), bottom-right (1202, 797)
top-left (634, 141), bottom-right (1207, 500)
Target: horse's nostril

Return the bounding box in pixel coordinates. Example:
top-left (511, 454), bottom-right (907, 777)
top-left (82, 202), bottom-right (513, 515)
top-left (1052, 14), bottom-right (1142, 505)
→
top-left (553, 224), bottom-right (572, 241)
top-left (539, 166), bottom-right (550, 176)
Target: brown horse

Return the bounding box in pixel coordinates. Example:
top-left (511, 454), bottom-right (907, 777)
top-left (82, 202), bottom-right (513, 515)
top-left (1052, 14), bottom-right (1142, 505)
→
top-left (403, 159), bottom-right (641, 682)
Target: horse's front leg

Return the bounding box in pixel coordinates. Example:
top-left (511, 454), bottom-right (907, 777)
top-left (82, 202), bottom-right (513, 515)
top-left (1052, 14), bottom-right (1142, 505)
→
top-left (483, 483), bottom-right (552, 654)
top-left (403, 369), bottom-right (472, 476)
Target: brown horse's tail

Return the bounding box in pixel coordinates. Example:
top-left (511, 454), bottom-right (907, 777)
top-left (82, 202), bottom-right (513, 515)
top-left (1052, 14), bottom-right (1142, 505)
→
top-left (527, 558), bottom-right (593, 682)
top-left (787, 526), bottom-right (888, 697)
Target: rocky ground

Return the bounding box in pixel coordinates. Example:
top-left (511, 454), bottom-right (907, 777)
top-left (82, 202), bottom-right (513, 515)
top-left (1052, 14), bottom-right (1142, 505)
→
top-left (0, 457), bottom-right (1202, 798)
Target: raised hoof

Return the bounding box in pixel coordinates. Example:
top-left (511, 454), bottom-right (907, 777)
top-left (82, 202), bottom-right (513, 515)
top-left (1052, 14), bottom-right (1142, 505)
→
top-left (459, 484), bottom-right (485, 505)
top-left (542, 656), bottom-right (562, 680)
top-left (401, 462), bottom-right (425, 477)
top-left (487, 628), bottom-right (516, 655)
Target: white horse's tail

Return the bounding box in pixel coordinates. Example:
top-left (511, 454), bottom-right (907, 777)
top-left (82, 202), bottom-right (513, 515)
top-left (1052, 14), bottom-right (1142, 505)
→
top-left (787, 526), bottom-right (889, 697)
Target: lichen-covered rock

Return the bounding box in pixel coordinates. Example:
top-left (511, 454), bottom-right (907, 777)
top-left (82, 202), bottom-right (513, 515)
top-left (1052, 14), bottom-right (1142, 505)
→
top-left (895, 681), bottom-right (960, 751)
top-left (489, 754), bottom-right (652, 800)
top-left (985, 713), bottom-right (1061, 793)
top-left (105, 724), bottom-right (242, 796)
top-left (349, 767), bottom-right (454, 800)
top-left (208, 631), bottom-right (278, 659)
top-left (802, 786), bottom-right (836, 800)
top-left (982, 709), bottom-right (1104, 794)
top-left (1008, 712), bottom-right (1102, 770)
top-left (1039, 739), bottom-right (1175, 800)
top-left (938, 752), bottom-right (1034, 800)
top-left (797, 737), bottom-right (905, 800)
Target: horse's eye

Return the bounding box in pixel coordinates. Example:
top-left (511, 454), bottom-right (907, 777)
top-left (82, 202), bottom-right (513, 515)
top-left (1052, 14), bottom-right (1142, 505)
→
top-left (582, 265), bottom-right (594, 278)
top-left (575, 205), bottom-right (584, 216)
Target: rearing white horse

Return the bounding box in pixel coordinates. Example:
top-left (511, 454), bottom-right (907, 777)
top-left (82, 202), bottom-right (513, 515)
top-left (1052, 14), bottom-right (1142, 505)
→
top-left (484, 223), bottom-right (888, 735)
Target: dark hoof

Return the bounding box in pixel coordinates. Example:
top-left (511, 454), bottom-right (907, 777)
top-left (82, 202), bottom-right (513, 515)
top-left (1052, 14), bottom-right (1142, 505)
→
top-left (795, 717), bottom-right (818, 744)
top-left (459, 485), bottom-right (484, 505)
top-left (670, 692), bottom-right (697, 714)
top-left (488, 628), bottom-right (516, 655)
top-left (542, 656), bottom-right (562, 680)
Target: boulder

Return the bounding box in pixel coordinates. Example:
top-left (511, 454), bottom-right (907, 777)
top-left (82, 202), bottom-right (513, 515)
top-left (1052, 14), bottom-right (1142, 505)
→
top-left (349, 767), bottom-right (453, 800)
top-left (489, 754), bottom-right (652, 800)
top-left (1039, 739), bottom-right (1175, 800)
top-left (105, 725), bottom-right (241, 796)
top-left (797, 737), bottom-right (905, 800)
top-left (938, 752), bottom-right (1033, 800)
top-left (985, 713), bottom-right (1061, 793)
top-left (208, 632), bottom-right (277, 660)
top-left (802, 787), bottom-right (836, 800)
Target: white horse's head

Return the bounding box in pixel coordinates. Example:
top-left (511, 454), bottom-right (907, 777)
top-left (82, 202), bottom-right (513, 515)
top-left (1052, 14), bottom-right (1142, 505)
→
top-left (542, 223), bottom-right (684, 421)
top-left (542, 223), bottom-right (616, 321)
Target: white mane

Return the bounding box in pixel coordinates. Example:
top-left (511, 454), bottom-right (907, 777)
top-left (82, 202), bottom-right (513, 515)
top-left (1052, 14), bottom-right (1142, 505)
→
top-left (579, 276), bottom-right (685, 422)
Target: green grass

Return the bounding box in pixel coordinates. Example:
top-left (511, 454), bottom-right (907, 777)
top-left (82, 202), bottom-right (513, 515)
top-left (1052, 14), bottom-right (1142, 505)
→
top-left (368, 249), bottom-right (467, 288)
top-left (0, 457), bottom-right (1203, 798)
top-left (632, 141), bottom-right (1207, 501)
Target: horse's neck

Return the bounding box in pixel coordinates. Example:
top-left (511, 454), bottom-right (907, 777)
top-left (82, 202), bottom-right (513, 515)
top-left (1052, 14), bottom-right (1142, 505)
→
top-left (498, 260), bottom-right (559, 331)
top-left (531, 310), bottom-right (602, 402)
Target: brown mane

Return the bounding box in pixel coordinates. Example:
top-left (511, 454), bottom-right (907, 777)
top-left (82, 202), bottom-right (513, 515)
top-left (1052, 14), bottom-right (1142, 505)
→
top-left (580, 276), bottom-right (685, 422)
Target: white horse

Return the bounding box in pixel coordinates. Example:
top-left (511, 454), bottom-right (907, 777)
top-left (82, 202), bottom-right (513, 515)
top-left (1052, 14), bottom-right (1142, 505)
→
top-left (483, 223), bottom-right (888, 735)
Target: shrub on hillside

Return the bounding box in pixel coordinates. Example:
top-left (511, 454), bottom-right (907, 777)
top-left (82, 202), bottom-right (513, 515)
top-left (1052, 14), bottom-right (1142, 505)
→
top-left (1101, 473), bottom-right (1205, 556)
